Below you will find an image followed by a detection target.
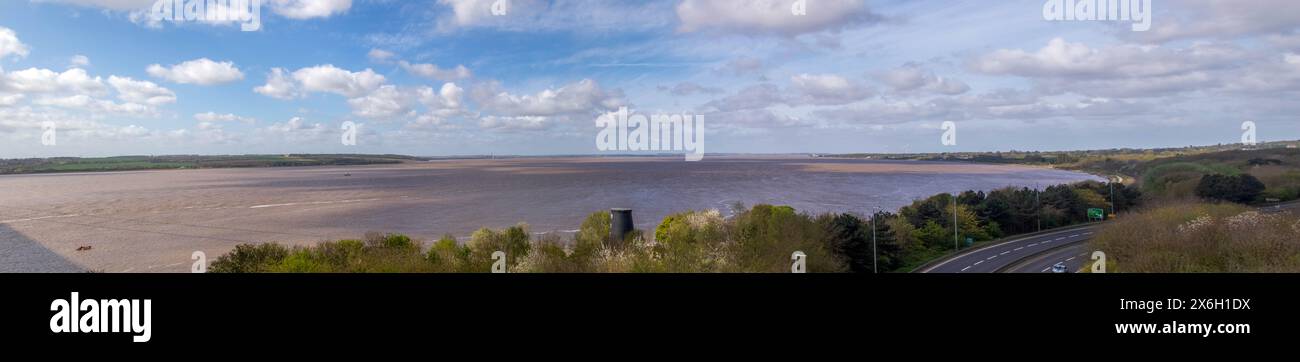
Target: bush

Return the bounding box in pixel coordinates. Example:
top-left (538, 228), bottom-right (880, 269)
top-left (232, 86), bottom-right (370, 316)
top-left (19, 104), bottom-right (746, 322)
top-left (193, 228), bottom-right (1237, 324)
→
top-left (1089, 202), bottom-right (1300, 272)
top-left (1196, 174), bottom-right (1266, 204)
top-left (209, 243), bottom-right (290, 273)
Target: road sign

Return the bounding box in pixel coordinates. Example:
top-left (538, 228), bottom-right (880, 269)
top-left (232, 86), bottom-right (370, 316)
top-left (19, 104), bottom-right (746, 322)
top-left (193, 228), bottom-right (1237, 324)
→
top-left (965, 237), bottom-right (973, 246)
top-left (1088, 208), bottom-right (1105, 220)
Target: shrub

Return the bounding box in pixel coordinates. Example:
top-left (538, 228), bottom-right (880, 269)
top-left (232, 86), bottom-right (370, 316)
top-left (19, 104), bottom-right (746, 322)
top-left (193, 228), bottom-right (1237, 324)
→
top-left (1195, 173), bottom-right (1266, 204)
top-left (1089, 202), bottom-right (1300, 272)
top-left (209, 243), bottom-right (290, 273)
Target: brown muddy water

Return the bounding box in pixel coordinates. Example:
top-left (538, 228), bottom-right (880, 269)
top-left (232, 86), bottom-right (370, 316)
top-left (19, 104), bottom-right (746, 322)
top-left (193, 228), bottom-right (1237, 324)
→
top-left (0, 156), bottom-right (1100, 272)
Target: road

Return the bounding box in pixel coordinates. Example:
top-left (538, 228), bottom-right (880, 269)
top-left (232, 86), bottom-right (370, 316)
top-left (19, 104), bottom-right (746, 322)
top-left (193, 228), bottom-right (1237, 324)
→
top-left (917, 224), bottom-right (1101, 273)
top-left (921, 201), bottom-right (1300, 273)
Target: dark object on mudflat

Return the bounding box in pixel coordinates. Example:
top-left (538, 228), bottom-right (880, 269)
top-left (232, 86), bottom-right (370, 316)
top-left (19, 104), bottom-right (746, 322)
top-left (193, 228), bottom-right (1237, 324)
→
top-left (75, 245), bottom-right (92, 251)
top-left (610, 208), bottom-right (633, 246)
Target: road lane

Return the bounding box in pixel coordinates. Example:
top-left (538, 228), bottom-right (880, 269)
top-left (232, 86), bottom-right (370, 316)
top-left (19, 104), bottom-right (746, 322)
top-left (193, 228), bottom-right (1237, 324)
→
top-left (1004, 242), bottom-right (1090, 273)
top-left (918, 224), bottom-right (1100, 273)
top-left (1006, 201), bottom-right (1300, 273)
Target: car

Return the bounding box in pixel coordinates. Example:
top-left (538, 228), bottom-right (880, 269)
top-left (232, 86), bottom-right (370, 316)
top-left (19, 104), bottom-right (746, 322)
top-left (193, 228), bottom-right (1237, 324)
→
top-left (1051, 263), bottom-right (1069, 273)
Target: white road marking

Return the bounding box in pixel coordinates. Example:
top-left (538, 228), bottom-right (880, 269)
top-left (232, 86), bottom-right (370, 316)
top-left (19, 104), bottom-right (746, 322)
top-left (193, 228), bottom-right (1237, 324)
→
top-left (961, 266), bottom-right (971, 272)
top-left (1083, 232), bottom-right (1093, 235)
top-left (1041, 267), bottom-right (1050, 272)
top-left (1066, 257), bottom-right (1076, 262)
top-left (1028, 243), bottom-right (1038, 247)
top-left (1000, 251), bottom-right (1010, 255)
top-left (987, 255), bottom-right (997, 260)
top-left (1014, 247), bottom-right (1024, 251)
top-left (1054, 237), bottom-right (1065, 241)
top-left (1069, 234), bottom-right (1079, 238)
top-left (974, 260), bottom-right (984, 266)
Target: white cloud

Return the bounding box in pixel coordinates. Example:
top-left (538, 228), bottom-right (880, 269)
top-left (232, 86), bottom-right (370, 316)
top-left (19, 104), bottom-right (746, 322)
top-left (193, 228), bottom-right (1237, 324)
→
top-left (717, 56), bottom-right (765, 77)
top-left (146, 58), bottom-right (245, 85)
top-left (253, 68), bottom-right (299, 100)
top-left (471, 79), bottom-right (625, 117)
top-left (676, 0), bottom-right (880, 36)
top-left (35, 0), bottom-right (156, 11)
top-left (291, 65), bottom-right (385, 98)
top-left (347, 85), bottom-right (415, 119)
top-left (108, 76), bottom-right (176, 105)
top-left (0, 93), bottom-right (23, 107)
top-left (256, 116), bottom-right (330, 143)
top-left (69, 55), bottom-right (91, 68)
top-left (347, 82), bottom-right (465, 119)
top-left (257, 65), bottom-right (387, 101)
top-left (33, 94), bottom-right (153, 115)
top-left (815, 98), bottom-right (959, 125)
top-left (269, 0), bottom-right (353, 20)
top-left (1, 67), bottom-right (107, 95)
top-left (194, 111), bottom-right (256, 124)
top-left (970, 38), bottom-right (1243, 79)
top-left (702, 83), bottom-right (784, 112)
top-left (367, 48), bottom-right (396, 63)
top-left (878, 63), bottom-right (970, 95)
top-left (0, 27), bottom-right (30, 60)
top-left (789, 73), bottom-right (875, 105)
top-left (1131, 0), bottom-right (1300, 43)
top-left (420, 82), bottom-right (465, 110)
top-left (399, 61), bottom-right (472, 81)
top-left (661, 82), bottom-right (724, 96)
top-left (479, 115), bottom-right (550, 131)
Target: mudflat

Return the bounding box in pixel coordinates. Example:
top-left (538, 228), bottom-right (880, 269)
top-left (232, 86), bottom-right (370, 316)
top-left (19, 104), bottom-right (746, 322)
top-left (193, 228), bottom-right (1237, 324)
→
top-left (0, 156), bottom-right (1099, 272)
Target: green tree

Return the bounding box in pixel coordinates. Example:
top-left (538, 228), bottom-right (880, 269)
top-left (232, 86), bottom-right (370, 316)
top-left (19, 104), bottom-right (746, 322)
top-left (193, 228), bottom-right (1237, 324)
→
top-left (1196, 174), bottom-right (1266, 203)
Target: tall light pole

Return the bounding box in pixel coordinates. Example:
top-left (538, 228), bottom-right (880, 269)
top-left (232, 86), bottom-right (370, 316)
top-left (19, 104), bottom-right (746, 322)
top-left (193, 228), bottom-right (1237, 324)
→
top-left (953, 193), bottom-right (959, 252)
top-left (1109, 175), bottom-right (1117, 217)
top-left (1035, 183), bottom-right (1041, 232)
top-left (871, 206), bottom-right (879, 274)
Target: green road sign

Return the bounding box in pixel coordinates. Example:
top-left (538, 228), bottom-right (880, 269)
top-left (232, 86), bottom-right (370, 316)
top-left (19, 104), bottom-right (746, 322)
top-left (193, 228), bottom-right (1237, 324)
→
top-left (1088, 208), bottom-right (1105, 220)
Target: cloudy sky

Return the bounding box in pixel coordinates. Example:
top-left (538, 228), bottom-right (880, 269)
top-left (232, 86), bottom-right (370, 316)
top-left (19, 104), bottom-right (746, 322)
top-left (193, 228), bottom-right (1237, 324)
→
top-left (0, 0), bottom-right (1297, 157)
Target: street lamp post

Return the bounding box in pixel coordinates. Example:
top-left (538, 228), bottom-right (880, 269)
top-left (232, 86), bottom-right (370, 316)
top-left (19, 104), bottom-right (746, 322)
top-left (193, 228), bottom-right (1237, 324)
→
top-left (953, 193), bottom-right (959, 252)
top-left (871, 206), bottom-right (879, 274)
top-left (1035, 184), bottom-right (1041, 232)
top-left (1109, 175), bottom-right (1117, 217)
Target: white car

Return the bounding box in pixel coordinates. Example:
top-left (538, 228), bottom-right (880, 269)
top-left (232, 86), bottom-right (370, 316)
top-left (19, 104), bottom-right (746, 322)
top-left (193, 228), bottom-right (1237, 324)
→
top-left (1051, 263), bottom-right (1069, 273)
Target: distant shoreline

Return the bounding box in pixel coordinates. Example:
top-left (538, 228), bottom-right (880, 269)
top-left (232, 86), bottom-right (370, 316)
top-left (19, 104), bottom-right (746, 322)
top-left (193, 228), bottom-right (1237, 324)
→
top-left (5, 139), bottom-right (1293, 176)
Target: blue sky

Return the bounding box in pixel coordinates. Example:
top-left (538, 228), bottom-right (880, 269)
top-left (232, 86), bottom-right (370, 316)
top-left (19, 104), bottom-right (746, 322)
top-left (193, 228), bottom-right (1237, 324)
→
top-left (1, 0), bottom-right (1298, 157)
